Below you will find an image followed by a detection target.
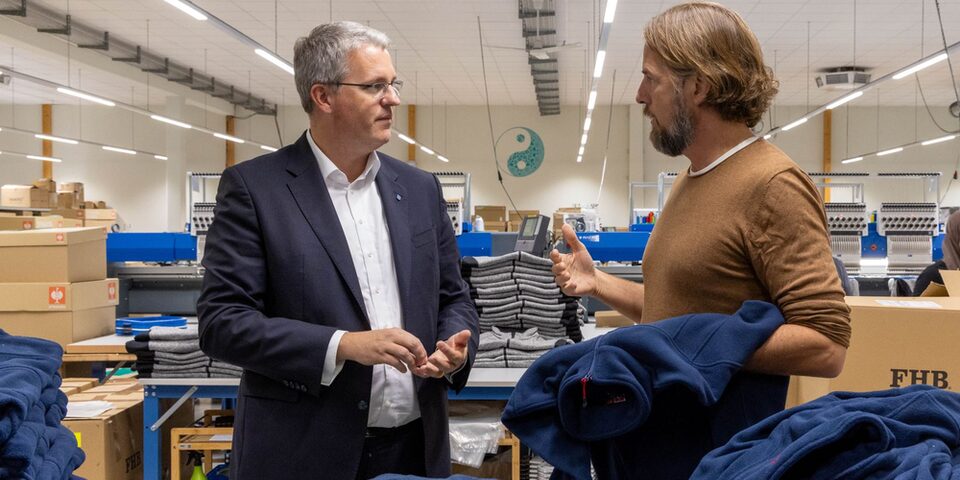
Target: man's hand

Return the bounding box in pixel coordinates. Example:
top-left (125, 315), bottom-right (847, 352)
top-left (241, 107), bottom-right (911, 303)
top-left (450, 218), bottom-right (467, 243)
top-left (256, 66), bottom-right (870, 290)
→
top-left (337, 328), bottom-right (428, 373)
top-left (414, 330), bottom-right (471, 379)
top-left (550, 223), bottom-right (598, 297)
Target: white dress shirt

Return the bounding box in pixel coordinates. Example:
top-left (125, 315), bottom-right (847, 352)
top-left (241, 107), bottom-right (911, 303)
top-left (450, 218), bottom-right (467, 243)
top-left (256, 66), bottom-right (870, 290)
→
top-left (308, 132), bottom-right (420, 428)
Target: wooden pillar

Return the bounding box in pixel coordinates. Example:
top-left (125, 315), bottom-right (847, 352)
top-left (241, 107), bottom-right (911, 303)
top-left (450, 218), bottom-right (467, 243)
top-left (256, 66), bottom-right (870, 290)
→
top-left (407, 104), bottom-right (416, 163)
top-left (42, 104), bottom-right (53, 179)
top-left (225, 115), bottom-right (236, 167)
top-left (822, 109), bottom-right (832, 202)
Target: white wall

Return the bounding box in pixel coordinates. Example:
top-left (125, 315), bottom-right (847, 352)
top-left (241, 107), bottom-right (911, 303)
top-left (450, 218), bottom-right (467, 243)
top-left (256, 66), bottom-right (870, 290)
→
top-left (2, 101), bottom-right (958, 232)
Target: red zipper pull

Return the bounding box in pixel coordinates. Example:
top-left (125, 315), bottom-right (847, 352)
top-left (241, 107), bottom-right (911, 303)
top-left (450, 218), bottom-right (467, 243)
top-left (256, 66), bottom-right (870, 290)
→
top-left (581, 377), bottom-right (589, 407)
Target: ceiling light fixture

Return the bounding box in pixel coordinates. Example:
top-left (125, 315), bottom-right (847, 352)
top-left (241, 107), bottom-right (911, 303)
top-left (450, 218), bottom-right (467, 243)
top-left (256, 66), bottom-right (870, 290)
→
top-left (26, 155), bottom-right (62, 162)
top-left (578, 146), bottom-right (585, 156)
top-left (593, 51), bottom-right (606, 78)
top-left (603, 0), bottom-right (619, 23)
top-left (151, 115), bottom-right (192, 129)
top-left (841, 156), bottom-right (864, 164)
top-left (825, 91), bottom-right (864, 110)
top-left (921, 135), bottom-right (956, 146)
top-left (34, 133), bottom-right (78, 145)
top-left (581, 134), bottom-right (588, 145)
top-left (56, 87), bottom-right (116, 107)
top-left (892, 53), bottom-right (949, 80)
top-left (587, 91), bottom-right (598, 110)
top-left (102, 146), bottom-right (137, 155)
top-left (576, 155), bottom-right (583, 163)
top-left (583, 117), bottom-right (592, 131)
top-left (255, 49), bottom-right (295, 75)
top-left (163, 0), bottom-right (208, 21)
top-left (154, 155), bottom-right (169, 160)
top-left (396, 133), bottom-right (416, 144)
top-left (420, 146), bottom-right (435, 155)
top-left (876, 147), bottom-right (904, 156)
top-left (214, 132), bottom-right (245, 144)
top-left (260, 145), bottom-right (278, 152)
top-left (781, 117), bottom-right (808, 131)
top-left (437, 155), bottom-right (450, 163)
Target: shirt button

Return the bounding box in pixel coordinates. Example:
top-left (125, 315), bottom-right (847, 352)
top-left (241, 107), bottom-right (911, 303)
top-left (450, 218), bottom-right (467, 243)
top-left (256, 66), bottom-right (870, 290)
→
top-left (367, 253), bottom-right (373, 258)
top-left (358, 219), bottom-right (364, 224)
top-left (375, 288), bottom-right (381, 295)
top-left (358, 400), bottom-right (368, 410)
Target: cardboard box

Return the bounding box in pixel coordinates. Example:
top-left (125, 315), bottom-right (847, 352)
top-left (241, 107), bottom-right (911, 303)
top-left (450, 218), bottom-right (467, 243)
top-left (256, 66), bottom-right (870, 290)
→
top-left (1, 185), bottom-right (55, 208)
top-left (485, 221), bottom-right (507, 232)
top-left (33, 178), bottom-right (57, 192)
top-left (84, 219), bottom-right (119, 233)
top-left (475, 205), bottom-right (507, 223)
top-left (58, 192), bottom-right (78, 209)
top-left (83, 208), bottom-right (117, 221)
top-left (594, 310), bottom-right (635, 328)
top-left (59, 182), bottom-right (84, 203)
top-left (508, 220), bottom-right (522, 232)
top-left (508, 210), bottom-right (540, 222)
top-left (0, 306), bottom-right (115, 347)
top-left (0, 227), bottom-right (106, 283)
top-left (0, 278), bottom-right (118, 311)
top-left (50, 208), bottom-right (85, 220)
top-left (0, 215), bottom-right (79, 231)
top-left (60, 378), bottom-right (99, 396)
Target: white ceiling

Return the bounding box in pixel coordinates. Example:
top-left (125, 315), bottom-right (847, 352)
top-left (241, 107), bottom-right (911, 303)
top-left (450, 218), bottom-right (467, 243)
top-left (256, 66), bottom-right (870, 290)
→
top-left (0, 0), bottom-right (959, 112)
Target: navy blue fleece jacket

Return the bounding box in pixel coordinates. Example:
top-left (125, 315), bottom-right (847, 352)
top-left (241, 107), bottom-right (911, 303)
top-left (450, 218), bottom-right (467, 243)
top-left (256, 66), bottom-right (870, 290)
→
top-left (501, 301), bottom-right (785, 480)
top-left (692, 385), bottom-right (960, 479)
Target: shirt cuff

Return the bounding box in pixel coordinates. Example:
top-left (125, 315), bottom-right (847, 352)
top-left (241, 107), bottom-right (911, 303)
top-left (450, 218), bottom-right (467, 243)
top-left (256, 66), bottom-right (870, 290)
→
top-left (444, 357), bottom-right (467, 384)
top-left (322, 330), bottom-right (348, 386)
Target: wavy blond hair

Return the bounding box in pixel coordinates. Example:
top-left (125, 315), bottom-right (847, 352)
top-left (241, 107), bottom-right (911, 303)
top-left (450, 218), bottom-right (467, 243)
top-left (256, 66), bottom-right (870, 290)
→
top-left (644, 2), bottom-right (778, 127)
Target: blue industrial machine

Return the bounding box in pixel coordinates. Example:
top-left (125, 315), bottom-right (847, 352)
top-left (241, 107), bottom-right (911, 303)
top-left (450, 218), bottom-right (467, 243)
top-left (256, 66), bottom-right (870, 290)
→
top-left (107, 232), bottom-right (197, 263)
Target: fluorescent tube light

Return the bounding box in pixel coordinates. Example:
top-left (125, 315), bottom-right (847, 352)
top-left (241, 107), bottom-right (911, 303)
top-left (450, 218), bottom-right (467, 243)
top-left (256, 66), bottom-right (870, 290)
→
top-left (154, 155), bottom-right (169, 160)
top-left (26, 155), bottom-right (61, 162)
top-left (763, 134), bottom-right (772, 140)
top-left (56, 87), bottom-right (116, 107)
top-left (877, 147), bottom-right (903, 156)
top-left (603, 0), bottom-right (618, 23)
top-left (841, 156), bottom-right (864, 164)
top-left (826, 91), bottom-right (864, 110)
top-left (593, 51), bottom-right (606, 78)
top-left (576, 155), bottom-right (583, 163)
top-left (578, 146), bottom-right (585, 156)
top-left (782, 117), bottom-right (808, 131)
top-left (583, 117), bottom-right (592, 131)
top-left (397, 133), bottom-right (416, 144)
top-left (260, 145), bottom-right (278, 152)
top-left (437, 155), bottom-right (450, 163)
top-left (255, 48), bottom-right (295, 75)
top-left (893, 53), bottom-right (948, 80)
top-left (151, 115), bottom-right (192, 129)
top-left (214, 132), bottom-right (245, 144)
top-left (163, 0), bottom-right (208, 21)
top-left (581, 134), bottom-right (588, 145)
top-left (922, 135), bottom-right (956, 146)
top-left (587, 90), bottom-right (598, 110)
top-left (420, 146), bottom-right (435, 155)
top-left (102, 146), bottom-right (137, 155)
top-left (35, 133), bottom-right (78, 145)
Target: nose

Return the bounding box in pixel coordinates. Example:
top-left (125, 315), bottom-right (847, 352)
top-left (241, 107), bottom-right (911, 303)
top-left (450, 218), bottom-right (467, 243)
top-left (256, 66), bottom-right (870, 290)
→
top-left (381, 87), bottom-right (401, 106)
top-left (635, 83), bottom-right (648, 106)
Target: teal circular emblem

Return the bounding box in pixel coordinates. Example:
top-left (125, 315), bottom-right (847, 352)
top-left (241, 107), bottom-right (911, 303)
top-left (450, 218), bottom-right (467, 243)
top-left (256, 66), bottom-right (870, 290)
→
top-left (496, 127), bottom-right (544, 177)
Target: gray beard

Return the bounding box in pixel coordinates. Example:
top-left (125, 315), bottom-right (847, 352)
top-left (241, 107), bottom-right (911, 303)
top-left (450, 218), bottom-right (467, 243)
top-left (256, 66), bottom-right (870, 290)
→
top-left (649, 97), bottom-right (695, 157)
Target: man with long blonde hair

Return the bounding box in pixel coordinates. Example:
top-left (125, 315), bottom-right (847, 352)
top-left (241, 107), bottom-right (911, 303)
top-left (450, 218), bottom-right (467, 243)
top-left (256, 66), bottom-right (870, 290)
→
top-left (551, 2), bottom-right (852, 476)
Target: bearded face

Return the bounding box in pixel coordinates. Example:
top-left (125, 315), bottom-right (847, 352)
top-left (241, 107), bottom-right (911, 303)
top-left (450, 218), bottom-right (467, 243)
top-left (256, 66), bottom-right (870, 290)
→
top-left (645, 80), bottom-right (695, 157)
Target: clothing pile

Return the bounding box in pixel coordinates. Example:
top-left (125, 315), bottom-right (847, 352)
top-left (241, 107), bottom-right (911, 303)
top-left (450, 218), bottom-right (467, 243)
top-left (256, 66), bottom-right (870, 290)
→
top-left (528, 455), bottom-right (555, 480)
top-left (0, 329), bottom-right (85, 479)
top-left (461, 251), bottom-right (583, 368)
top-left (691, 385), bottom-right (960, 480)
top-left (125, 325), bottom-right (241, 378)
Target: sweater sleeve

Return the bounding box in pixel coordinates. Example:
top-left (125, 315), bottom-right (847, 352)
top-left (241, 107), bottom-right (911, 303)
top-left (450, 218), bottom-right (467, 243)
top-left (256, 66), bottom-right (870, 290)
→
top-left (746, 169), bottom-right (852, 347)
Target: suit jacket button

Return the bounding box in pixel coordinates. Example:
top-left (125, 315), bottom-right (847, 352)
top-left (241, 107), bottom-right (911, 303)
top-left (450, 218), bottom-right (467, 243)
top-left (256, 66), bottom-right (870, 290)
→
top-left (358, 400), bottom-right (368, 410)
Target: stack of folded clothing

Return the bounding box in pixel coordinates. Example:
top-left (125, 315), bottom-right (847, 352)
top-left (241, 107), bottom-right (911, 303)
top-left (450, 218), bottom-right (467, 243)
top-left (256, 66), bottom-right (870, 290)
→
top-left (461, 251), bottom-right (583, 364)
top-left (125, 325), bottom-right (241, 378)
top-left (475, 327), bottom-right (573, 368)
top-left (0, 329), bottom-right (85, 479)
top-left (528, 455), bottom-right (555, 480)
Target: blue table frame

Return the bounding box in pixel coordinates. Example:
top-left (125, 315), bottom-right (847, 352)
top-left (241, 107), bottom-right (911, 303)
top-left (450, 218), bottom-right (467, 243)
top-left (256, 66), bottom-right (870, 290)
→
top-left (140, 369), bottom-right (524, 480)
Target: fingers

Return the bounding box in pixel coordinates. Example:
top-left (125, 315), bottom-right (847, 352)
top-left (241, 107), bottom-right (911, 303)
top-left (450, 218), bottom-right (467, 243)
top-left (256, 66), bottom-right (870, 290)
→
top-left (561, 223), bottom-right (586, 252)
top-left (388, 329), bottom-right (428, 366)
top-left (430, 344), bottom-right (457, 371)
top-left (447, 330), bottom-right (471, 349)
top-left (549, 248), bottom-right (563, 265)
top-left (414, 361), bottom-right (443, 378)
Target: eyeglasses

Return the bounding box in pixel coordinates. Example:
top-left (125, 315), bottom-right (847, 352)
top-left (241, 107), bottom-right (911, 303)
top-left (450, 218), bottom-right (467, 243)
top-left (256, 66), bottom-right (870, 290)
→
top-left (322, 80), bottom-right (403, 97)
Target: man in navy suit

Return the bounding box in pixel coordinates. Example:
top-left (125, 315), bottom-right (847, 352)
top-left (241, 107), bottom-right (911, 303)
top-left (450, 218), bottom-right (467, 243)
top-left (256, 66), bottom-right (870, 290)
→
top-left (197, 21), bottom-right (479, 480)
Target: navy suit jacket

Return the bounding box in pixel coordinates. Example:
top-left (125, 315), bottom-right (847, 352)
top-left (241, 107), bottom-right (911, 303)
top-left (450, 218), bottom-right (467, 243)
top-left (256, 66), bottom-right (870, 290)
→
top-left (197, 132), bottom-right (479, 479)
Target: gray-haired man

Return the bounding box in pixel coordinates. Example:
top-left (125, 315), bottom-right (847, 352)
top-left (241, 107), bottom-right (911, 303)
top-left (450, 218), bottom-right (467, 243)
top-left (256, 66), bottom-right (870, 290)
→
top-left (198, 21), bottom-right (479, 479)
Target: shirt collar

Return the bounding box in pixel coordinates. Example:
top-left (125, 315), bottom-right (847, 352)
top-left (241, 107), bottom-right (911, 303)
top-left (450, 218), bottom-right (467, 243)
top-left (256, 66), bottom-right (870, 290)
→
top-left (307, 129), bottom-right (381, 185)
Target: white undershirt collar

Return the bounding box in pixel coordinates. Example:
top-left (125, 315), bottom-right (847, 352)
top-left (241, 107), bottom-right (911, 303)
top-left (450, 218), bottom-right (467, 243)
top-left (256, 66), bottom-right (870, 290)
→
top-left (687, 135), bottom-right (760, 177)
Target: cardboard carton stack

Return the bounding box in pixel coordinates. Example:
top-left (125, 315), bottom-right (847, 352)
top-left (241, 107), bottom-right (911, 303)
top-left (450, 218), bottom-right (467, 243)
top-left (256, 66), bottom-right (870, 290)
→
top-left (553, 207), bottom-right (582, 237)
top-left (475, 205), bottom-right (507, 232)
top-left (0, 178), bottom-right (58, 209)
top-left (508, 210), bottom-right (540, 232)
top-left (0, 227), bottom-right (117, 347)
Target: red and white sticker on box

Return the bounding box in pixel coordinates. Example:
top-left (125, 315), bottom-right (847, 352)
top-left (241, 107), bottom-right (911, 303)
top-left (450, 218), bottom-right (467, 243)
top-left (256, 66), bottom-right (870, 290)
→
top-left (49, 287), bottom-right (66, 305)
top-left (22, 220), bottom-right (32, 230)
top-left (55, 233), bottom-right (65, 243)
top-left (107, 282), bottom-right (117, 301)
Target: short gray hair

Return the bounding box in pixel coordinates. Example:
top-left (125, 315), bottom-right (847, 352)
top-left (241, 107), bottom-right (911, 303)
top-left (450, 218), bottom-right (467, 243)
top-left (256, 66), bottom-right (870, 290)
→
top-left (294, 21), bottom-right (392, 113)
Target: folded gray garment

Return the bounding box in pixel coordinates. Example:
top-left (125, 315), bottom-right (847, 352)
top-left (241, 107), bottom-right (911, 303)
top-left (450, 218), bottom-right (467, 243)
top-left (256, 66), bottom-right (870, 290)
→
top-left (468, 277), bottom-right (559, 291)
top-left (474, 359), bottom-right (537, 368)
top-left (475, 284), bottom-right (561, 299)
top-left (154, 350), bottom-right (208, 363)
top-left (465, 263), bottom-right (555, 280)
top-left (479, 300), bottom-right (576, 315)
top-left (479, 325), bottom-right (568, 338)
top-left (479, 327), bottom-right (572, 351)
top-left (476, 349), bottom-right (551, 360)
top-left (147, 339), bottom-right (201, 353)
top-left (147, 325), bottom-right (199, 341)
top-left (474, 296), bottom-right (571, 307)
top-left (150, 370), bottom-right (241, 379)
top-left (152, 361), bottom-right (241, 372)
top-left (462, 264), bottom-right (516, 277)
top-left (462, 251), bottom-right (554, 269)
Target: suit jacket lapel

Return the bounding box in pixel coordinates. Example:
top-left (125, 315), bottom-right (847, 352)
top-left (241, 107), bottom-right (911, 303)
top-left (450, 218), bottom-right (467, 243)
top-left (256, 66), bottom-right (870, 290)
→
top-left (375, 160), bottom-right (411, 321)
top-left (285, 133), bottom-right (368, 323)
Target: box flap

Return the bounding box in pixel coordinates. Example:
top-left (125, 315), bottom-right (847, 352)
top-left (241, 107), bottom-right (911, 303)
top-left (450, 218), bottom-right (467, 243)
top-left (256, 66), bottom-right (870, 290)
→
top-left (844, 295), bottom-right (960, 311)
top-left (942, 270), bottom-right (960, 297)
top-left (0, 227), bottom-right (105, 247)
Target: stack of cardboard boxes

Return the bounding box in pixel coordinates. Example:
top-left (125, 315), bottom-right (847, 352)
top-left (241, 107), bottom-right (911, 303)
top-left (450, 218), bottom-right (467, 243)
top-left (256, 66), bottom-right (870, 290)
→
top-left (508, 210), bottom-right (540, 232)
top-left (0, 180), bottom-right (117, 232)
top-left (0, 227), bottom-right (117, 347)
top-left (474, 205), bottom-right (507, 232)
top-left (0, 178), bottom-right (58, 209)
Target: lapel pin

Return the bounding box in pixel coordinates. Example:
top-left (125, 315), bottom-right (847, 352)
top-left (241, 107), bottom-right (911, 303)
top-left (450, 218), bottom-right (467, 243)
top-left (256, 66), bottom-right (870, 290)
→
top-left (396, 193), bottom-right (402, 201)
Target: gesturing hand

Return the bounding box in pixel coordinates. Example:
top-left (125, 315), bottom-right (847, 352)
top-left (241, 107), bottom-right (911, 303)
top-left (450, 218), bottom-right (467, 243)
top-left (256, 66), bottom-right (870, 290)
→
top-left (414, 330), bottom-right (472, 379)
top-left (550, 223), bottom-right (598, 297)
top-left (337, 328), bottom-right (428, 373)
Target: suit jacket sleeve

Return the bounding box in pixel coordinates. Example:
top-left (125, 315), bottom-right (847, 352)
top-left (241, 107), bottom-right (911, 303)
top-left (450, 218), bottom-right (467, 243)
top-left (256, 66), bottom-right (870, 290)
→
top-left (431, 175), bottom-right (480, 392)
top-left (197, 166), bottom-right (335, 396)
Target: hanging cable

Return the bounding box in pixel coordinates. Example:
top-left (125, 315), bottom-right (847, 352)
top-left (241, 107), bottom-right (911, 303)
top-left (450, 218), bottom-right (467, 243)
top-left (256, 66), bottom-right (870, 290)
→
top-left (934, 0), bottom-right (960, 203)
top-left (477, 17), bottom-right (521, 218)
top-left (596, 70), bottom-right (616, 205)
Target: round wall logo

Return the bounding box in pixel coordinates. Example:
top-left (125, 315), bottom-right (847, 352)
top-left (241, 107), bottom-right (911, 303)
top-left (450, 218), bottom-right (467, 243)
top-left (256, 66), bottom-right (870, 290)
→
top-left (496, 127), bottom-right (545, 177)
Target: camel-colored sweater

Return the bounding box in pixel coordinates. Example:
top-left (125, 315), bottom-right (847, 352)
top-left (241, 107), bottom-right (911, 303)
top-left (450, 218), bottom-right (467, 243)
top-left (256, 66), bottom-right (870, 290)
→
top-left (641, 139), bottom-right (852, 347)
